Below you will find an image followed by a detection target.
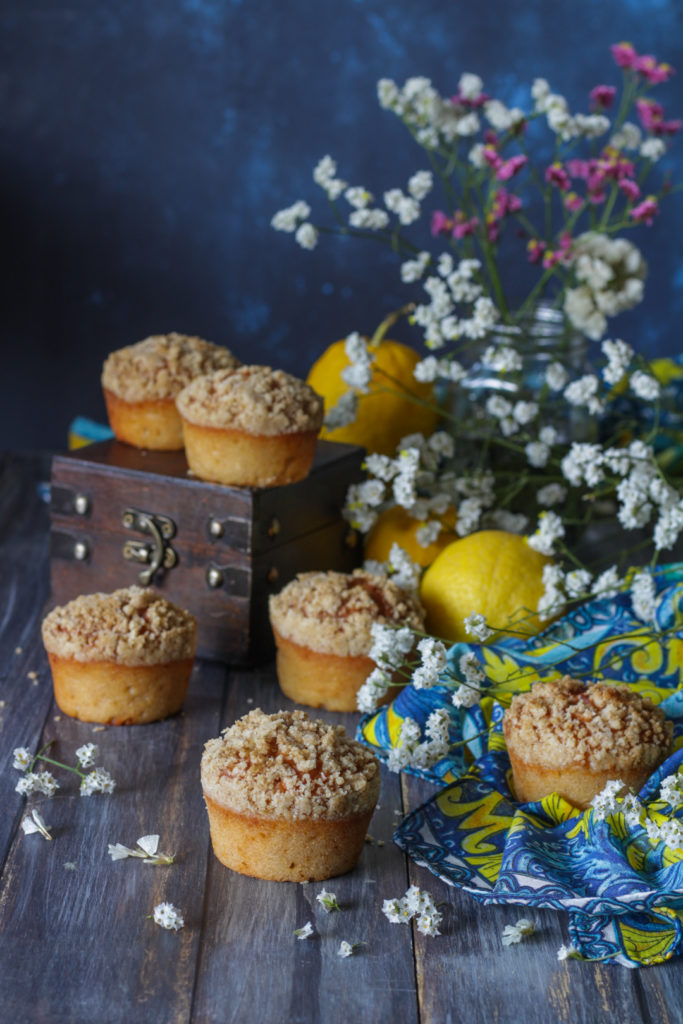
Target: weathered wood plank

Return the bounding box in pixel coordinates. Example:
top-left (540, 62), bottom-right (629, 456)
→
top-left (402, 773), bottom-right (652, 1024)
top-left (1, 655), bottom-right (225, 1024)
top-left (190, 669), bottom-right (420, 1024)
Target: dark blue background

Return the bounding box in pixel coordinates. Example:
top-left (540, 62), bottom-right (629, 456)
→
top-left (2, 0), bottom-right (682, 450)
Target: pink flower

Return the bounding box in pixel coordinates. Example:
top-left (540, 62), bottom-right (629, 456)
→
top-left (619, 179), bottom-right (641, 202)
top-left (527, 239), bottom-right (546, 264)
top-left (451, 91), bottom-right (490, 110)
top-left (634, 55), bottom-right (674, 84)
top-left (545, 163), bottom-right (571, 191)
top-left (630, 196), bottom-right (659, 225)
top-left (564, 192), bottom-right (583, 212)
top-left (637, 98), bottom-right (664, 131)
top-left (453, 211), bottom-right (479, 238)
top-left (431, 211), bottom-right (453, 237)
top-left (590, 85), bottom-right (617, 110)
top-left (566, 159), bottom-right (592, 180)
top-left (542, 233), bottom-right (572, 270)
top-left (637, 98), bottom-right (682, 136)
top-left (496, 154), bottom-right (528, 181)
top-left (483, 145), bottom-right (502, 171)
top-left (611, 41), bottom-right (638, 69)
top-left (492, 188), bottom-right (522, 217)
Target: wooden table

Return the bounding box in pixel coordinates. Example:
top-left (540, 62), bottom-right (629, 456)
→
top-left (1, 452), bottom-right (680, 1024)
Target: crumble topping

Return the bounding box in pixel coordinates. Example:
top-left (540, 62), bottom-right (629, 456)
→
top-left (101, 333), bottom-right (240, 402)
top-left (42, 586), bottom-right (197, 666)
top-left (201, 709), bottom-right (380, 820)
top-left (269, 570), bottom-right (425, 657)
top-left (503, 676), bottom-right (673, 772)
top-left (175, 365), bottom-right (324, 435)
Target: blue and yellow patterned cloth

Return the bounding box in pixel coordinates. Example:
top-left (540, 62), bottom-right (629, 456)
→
top-left (358, 564), bottom-right (683, 966)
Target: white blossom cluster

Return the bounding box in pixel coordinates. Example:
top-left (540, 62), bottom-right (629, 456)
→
top-left (561, 438), bottom-right (683, 549)
top-left (411, 637), bottom-right (449, 689)
top-left (411, 257), bottom-right (499, 351)
top-left (531, 78), bottom-right (610, 142)
top-left (378, 75), bottom-right (483, 148)
top-left (344, 431), bottom-right (456, 533)
top-left (382, 884), bottom-right (443, 936)
top-left (563, 233), bottom-right (647, 341)
top-left (591, 773), bottom-right (683, 851)
top-left (385, 709), bottom-right (452, 773)
top-left (451, 651), bottom-right (486, 708)
top-left (152, 902), bottom-right (184, 931)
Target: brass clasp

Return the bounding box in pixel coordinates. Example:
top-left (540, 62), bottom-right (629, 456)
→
top-left (122, 507), bottom-right (177, 585)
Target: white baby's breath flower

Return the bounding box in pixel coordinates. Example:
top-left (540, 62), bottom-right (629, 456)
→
top-left (294, 921), bottom-right (315, 940)
top-left (324, 390), bottom-right (358, 430)
top-left (80, 768), bottom-right (116, 796)
top-left (611, 121), bottom-right (641, 150)
top-left (12, 747), bottom-right (32, 771)
top-left (630, 570), bottom-right (657, 623)
top-left (601, 338), bottom-right (633, 385)
top-left (152, 902), bottom-right (184, 931)
top-left (294, 222), bottom-right (318, 250)
top-left (337, 940), bottom-right (355, 958)
top-left (16, 770), bottom-right (60, 798)
top-left (537, 483), bottom-right (567, 507)
top-left (345, 186), bottom-right (373, 209)
top-left (630, 371), bottom-right (660, 401)
top-left (271, 200), bottom-right (311, 232)
top-left (316, 889), bottom-right (341, 913)
top-left (75, 743), bottom-right (99, 769)
top-left (557, 943), bottom-right (580, 962)
top-left (21, 808), bottom-right (52, 840)
top-left (108, 834), bottom-right (174, 865)
top-left (545, 361), bottom-right (569, 392)
top-left (407, 170), bottom-right (433, 200)
top-left (464, 612), bottom-right (494, 641)
top-left (528, 511), bottom-right (565, 556)
top-left (349, 207), bottom-right (390, 230)
top-left (502, 918), bottom-right (535, 946)
top-left (640, 137), bottom-right (666, 162)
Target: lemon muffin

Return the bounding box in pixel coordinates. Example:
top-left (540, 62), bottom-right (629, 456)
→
top-left (201, 709), bottom-right (380, 881)
top-left (269, 569), bottom-right (425, 712)
top-left (503, 676), bottom-right (673, 809)
top-left (102, 332), bottom-right (240, 450)
top-left (175, 365), bottom-right (324, 487)
top-left (42, 586), bottom-right (197, 725)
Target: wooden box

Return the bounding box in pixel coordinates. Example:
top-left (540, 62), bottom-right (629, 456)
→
top-left (49, 439), bottom-right (364, 665)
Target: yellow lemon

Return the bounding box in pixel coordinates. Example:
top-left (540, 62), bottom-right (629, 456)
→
top-left (420, 530), bottom-right (552, 644)
top-left (364, 505), bottom-right (458, 568)
top-left (307, 337), bottom-right (440, 456)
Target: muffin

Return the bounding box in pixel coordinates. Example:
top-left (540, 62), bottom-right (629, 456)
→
top-left (269, 569), bottom-right (425, 712)
top-left (201, 709), bottom-right (380, 881)
top-left (175, 365), bottom-right (324, 487)
top-left (101, 332), bottom-right (240, 450)
top-left (503, 676), bottom-right (673, 809)
top-left (42, 586), bottom-right (197, 725)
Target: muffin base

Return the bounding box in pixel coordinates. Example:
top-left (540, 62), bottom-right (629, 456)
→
top-left (273, 628), bottom-right (381, 712)
top-left (47, 652), bottom-right (194, 725)
top-left (507, 751), bottom-right (656, 810)
top-left (203, 794), bottom-right (374, 881)
top-left (103, 388), bottom-right (185, 450)
top-left (181, 420), bottom-right (318, 488)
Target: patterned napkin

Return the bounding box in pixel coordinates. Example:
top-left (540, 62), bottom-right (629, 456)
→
top-left (358, 564), bottom-right (683, 966)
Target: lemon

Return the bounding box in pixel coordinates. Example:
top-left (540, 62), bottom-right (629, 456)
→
top-left (420, 530), bottom-right (552, 644)
top-left (307, 337), bottom-right (440, 456)
top-left (364, 505), bottom-right (458, 568)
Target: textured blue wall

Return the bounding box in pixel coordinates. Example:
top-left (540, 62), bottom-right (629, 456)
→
top-left (2, 0), bottom-right (682, 449)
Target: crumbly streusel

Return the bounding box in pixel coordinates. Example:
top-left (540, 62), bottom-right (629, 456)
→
top-left (101, 333), bottom-right (240, 402)
top-left (269, 570), bottom-right (425, 658)
top-left (175, 365), bottom-right (324, 435)
top-left (503, 676), bottom-right (673, 772)
top-left (42, 586), bottom-right (197, 666)
top-left (201, 709), bottom-right (380, 820)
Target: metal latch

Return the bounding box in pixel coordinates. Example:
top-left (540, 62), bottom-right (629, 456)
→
top-left (122, 507), bottom-right (177, 585)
